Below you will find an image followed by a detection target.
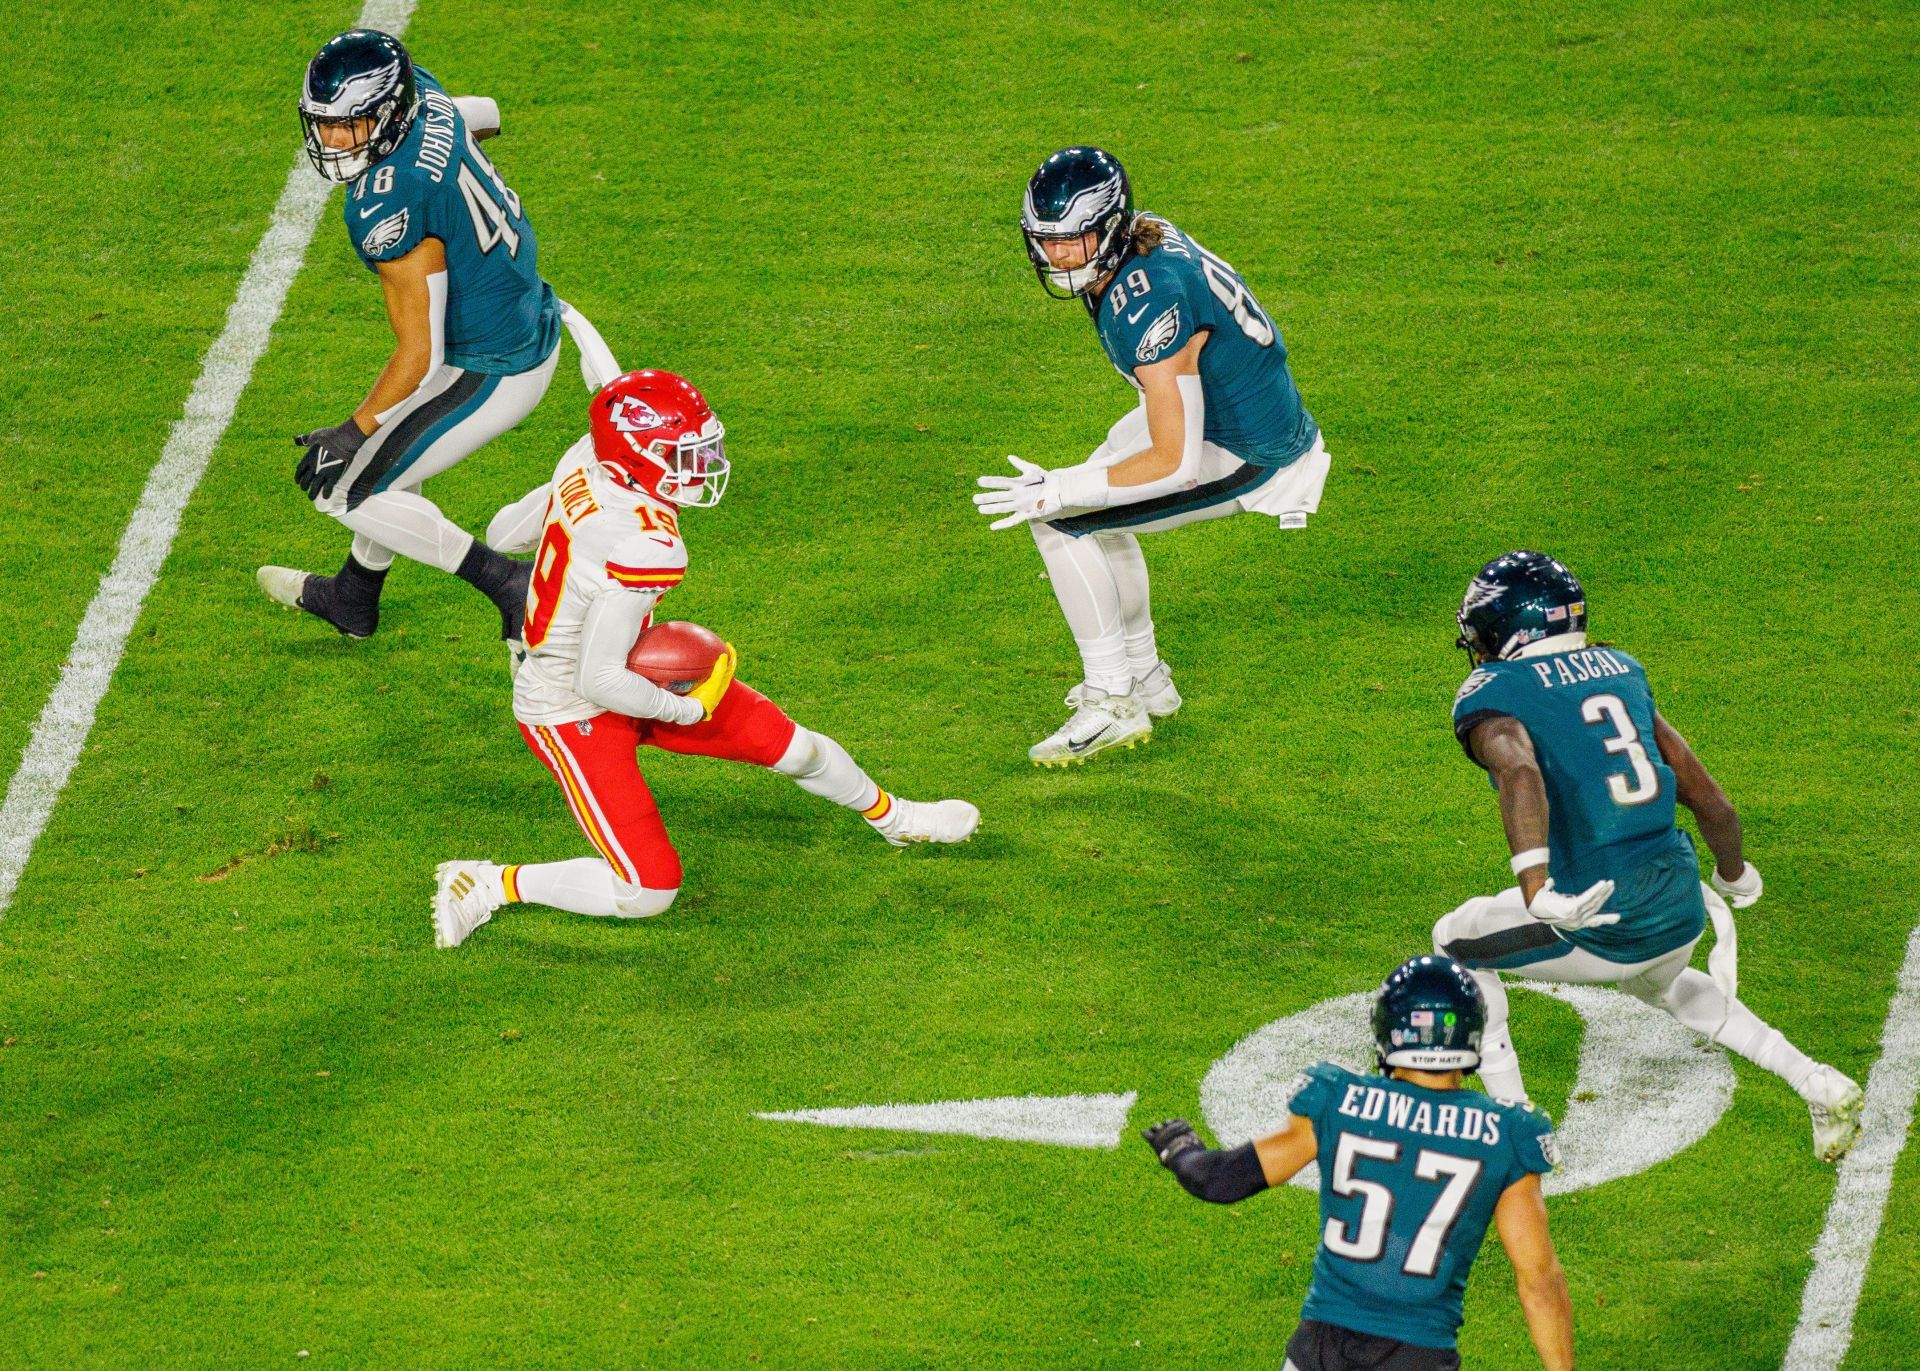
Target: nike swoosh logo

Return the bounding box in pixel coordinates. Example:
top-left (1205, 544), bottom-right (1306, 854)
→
top-left (1067, 724), bottom-right (1114, 754)
top-left (1127, 305), bottom-right (1150, 324)
top-left (359, 204), bottom-right (383, 219)
top-left (647, 536), bottom-right (674, 547)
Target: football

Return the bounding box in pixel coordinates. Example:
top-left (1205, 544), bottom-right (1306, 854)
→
top-left (626, 619), bottom-right (727, 694)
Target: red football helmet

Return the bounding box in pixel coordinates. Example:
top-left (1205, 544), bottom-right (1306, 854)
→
top-left (588, 369), bottom-right (729, 508)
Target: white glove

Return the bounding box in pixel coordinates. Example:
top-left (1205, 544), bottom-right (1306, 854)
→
top-left (972, 457), bottom-right (1108, 531)
top-left (1526, 878), bottom-right (1620, 932)
top-left (1710, 860), bottom-right (1763, 909)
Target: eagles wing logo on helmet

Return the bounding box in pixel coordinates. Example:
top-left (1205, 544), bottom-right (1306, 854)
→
top-left (360, 208), bottom-right (409, 256)
top-left (1460, 577), bottom-right (1503, 615)
top-left (306, 59), bottom-right (404, 119)
top-left (1135, 305), bottom-right (1183, 364)
top-left (1025, 175), bottom-right (1122, 233)
top-left (609, 397), bottom-right (666, 432)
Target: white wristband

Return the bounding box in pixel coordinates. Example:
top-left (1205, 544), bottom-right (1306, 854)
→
top-left (1510, 848), bottom-right (1549, 875)
top-left (1056, 463), bottom-right (1111, 510)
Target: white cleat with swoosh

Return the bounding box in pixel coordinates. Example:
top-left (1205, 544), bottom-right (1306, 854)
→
top-left (1028, 687), bottom-right (1151, 767)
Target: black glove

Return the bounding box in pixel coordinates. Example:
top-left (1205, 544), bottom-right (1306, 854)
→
top-left (1142, 1117), bottom-right (1205, 1167)
top-left (294, 417), bottom-right (368, 500)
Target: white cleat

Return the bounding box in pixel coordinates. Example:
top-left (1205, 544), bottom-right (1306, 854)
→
top-left (1029, 687), bottom-right (1151, 767)
top-left (1807, 1066), bottom-right (1864, 1163)
top-left (876, 798), bottom-right (980, 847)
top-left (433, 860), bottom-right (507, 949)
top-left (1134, 661), bottom-right (1182, 718)
top-left (256, 565), bottom-right (310, 610)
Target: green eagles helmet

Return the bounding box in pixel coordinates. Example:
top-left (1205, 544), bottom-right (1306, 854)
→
top-left (1455, 550), bottom-right (1588, 666)
top-left (300, 29), bottom-right (418, 182)
top-left (1373, 955), bottom-right (1486, 1072)
top-left (1021, 146), bottom-right (1134, 299)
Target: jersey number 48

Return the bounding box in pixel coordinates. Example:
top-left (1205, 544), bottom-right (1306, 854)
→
top-left (458, 129), bottom-right (524, 257)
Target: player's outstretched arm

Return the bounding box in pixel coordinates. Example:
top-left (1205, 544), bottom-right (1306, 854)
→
top-left (1493, 1173), bottom-right (1574, 1371)
top-left (1652, 712), bottom-right (1757, 904)
top-left (356, 238), bottom-right (451, 434)
top-left (1140, 1114), bottom-right (1316, 1203)
top-left (971, 336), bottom-right (1206, 529)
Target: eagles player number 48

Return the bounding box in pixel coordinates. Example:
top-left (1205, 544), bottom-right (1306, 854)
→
top-left (456, 131), bottom-right (522, 257)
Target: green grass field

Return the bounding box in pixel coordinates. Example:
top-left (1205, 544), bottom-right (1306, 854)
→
top-left (4, 2), bottom-right (1918, 1366)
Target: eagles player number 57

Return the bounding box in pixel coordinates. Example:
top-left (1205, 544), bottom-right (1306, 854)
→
top-left (1145, 958), bottom-right (1574, 1371)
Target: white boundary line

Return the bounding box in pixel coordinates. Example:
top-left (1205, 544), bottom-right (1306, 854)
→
top-left (1783, 922), bottom-right (1920, 1369)
top-left (0, 0), bottom-right (416, 917)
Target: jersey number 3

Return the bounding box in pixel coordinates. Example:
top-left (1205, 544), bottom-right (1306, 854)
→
top-left (1324, 1133), bottom-right (1484, 1278)
top-left (1580, 694), bottom-right (1661, 806)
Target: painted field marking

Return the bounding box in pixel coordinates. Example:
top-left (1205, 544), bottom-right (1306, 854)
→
top-left (1782, 922), bottom-right (1920, 1370)
top-left (0, 0), bottom-right (416, 918)
top-left (759, 1093), bottom-right (1139, 1150)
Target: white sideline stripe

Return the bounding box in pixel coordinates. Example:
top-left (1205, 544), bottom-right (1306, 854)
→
top-left (1783, 922), bottom-right (1920, 1370)
top-left (0, 0), bottom-right (417, 918)
top-left (758, 1092), bottom-right (1139, 1150)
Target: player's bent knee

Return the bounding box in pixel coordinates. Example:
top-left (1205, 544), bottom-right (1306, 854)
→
top-left (611, 880), bottom-right (677, 919)
top-left (772, 726), bottom-right (823, 779)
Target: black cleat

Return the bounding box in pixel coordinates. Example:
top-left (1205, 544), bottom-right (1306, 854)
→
top-left (256, 565), bottom-right (379, 639)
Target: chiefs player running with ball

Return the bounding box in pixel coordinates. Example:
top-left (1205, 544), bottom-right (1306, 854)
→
top-left (432, 370), bottom-right (979, 948)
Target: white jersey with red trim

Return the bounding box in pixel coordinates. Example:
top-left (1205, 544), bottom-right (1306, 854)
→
top-left (513, 436), bottom-right (688, 726)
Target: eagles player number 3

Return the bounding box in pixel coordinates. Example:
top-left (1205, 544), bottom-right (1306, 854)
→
top-left (1579, 693), bottom-right (1660, 805)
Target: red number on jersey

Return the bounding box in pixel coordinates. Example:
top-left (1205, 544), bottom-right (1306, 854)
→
top-left (524, 522), bottom-right (572, 649)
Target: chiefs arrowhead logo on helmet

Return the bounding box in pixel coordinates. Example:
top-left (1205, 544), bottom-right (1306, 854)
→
top-left (588, 370), bottom-right (731, 510)
top-left (608, 396), bottom-right (666, 433)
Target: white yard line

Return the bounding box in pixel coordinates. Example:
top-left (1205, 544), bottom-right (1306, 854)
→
top-left (759, 1093), bottom-right (1139, 1149)
top-left (0, 0), bottom-right (416, 917)
top-left (1783, 922), bottom-right (1920, 1370)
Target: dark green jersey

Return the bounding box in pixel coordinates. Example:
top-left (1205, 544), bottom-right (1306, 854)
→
top-left (1090, 217), bottom-right (1317, 468)
top-left (345, 70), bottom-right (559, 375)
top-left (1453, 645), bottom-right (1707, 963)
top-left (1291, 1062), bottom-right (1556, 1349)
